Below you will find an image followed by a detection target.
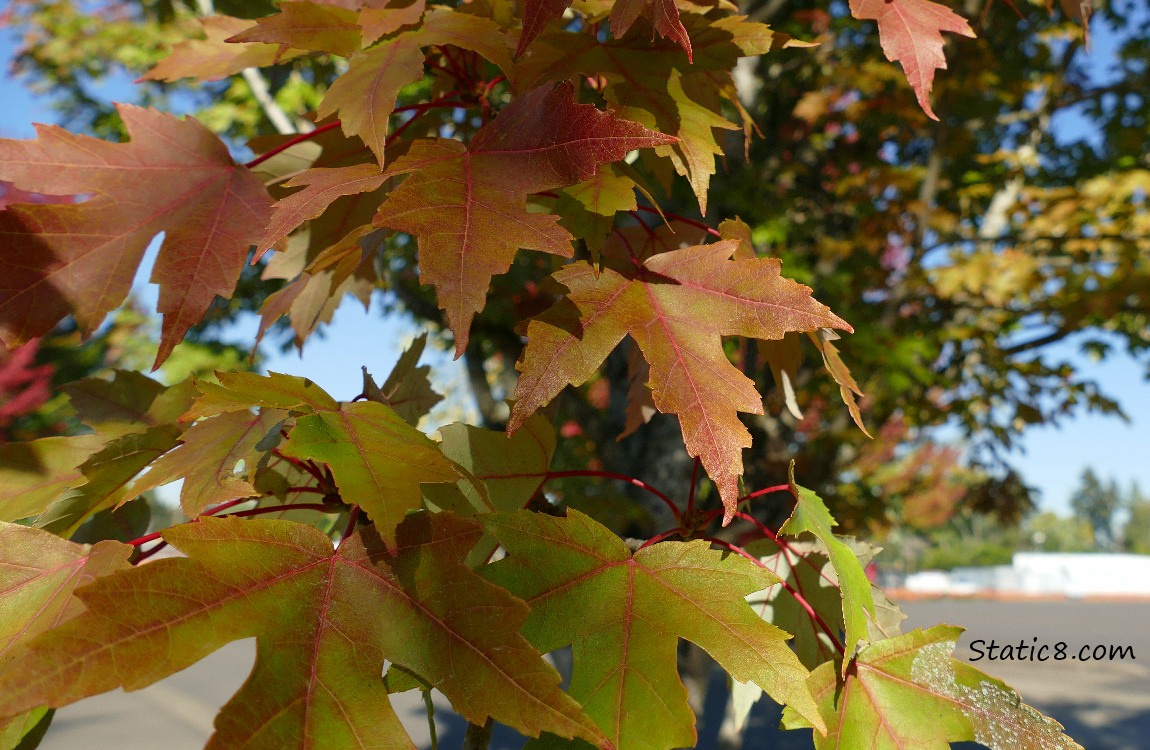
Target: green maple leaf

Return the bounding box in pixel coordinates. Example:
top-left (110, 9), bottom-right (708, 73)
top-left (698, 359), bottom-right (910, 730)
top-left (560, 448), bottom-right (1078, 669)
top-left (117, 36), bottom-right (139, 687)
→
top-left (422, 414), bottom-right (556, 565)
top-left (509, 242), bottom-right (849, 518)
top-left (482, 509), bottom-right (825, 748)
top-left (0, 435), bottom-right (110, 523)
top-left (34, 424), bottom-right (183, 537)
top-left (185, 371), bottom-right (458, 547)
top-left (185, 370), bottom-right (340, 420)
top-left (0, 514), bottom-right (607, 750)
top-left (0, 106), bottom-right (273, 368)
top-left (783, 626), bottom-right (1083, 749)
top-left (781, 469), bottom-right (875, 666)
top-left (373, 81), bottom-right (676, 355)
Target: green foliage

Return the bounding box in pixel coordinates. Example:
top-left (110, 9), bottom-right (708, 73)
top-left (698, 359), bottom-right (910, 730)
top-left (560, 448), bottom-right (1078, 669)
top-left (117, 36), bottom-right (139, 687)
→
top-left (0, 0), bottom-right (1117, 748)
top-left (1069, 468), bottom-right (1123, 550)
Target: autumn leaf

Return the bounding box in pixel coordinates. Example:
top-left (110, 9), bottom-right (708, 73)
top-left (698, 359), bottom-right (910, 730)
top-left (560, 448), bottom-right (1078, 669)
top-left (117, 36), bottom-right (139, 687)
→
top-left (141, 15), bottom-right (305, 82)
top-left (257, 228), bottom-right (381, 349)
top-left (0, 105), bottom-right (273, 368)
top-left (227, 1), bottom-right (362, 57)
top-left (0, 524), bottom-right (131, 750)
top-left (0, 435), bottom-right (110, 523)
top-left (0, 524), bottom-right (132, 666)
top-left (781, 467), bottom-right (875, 667)
top-left (373, 82), bottom-right (676, 355)
top-left (783, 626), bottom-right (1083, 749)
top-left (314, 37), bottom-right (426, 164)
top-left (511, 28), bottom-right (774, 212)
top-left (360, 0), bottom-right (427, 45)
top-left (517, 0), bottom-right (692, 59)
top-left (34, 425), bottom-right (183, 537)
top-left (510, 241), bottom-right (850, 519)
top-left (0, 515), bottom-right (608, 750)
top-left (809, 328), bottom-right (871, 437)
top-left (361, 333), bottom-right (443, 425)
top-left (482, 509), bottom-right (824, 748)
top-left (260, 163), bottom-right (391, 251)
top-left (127, 410), bottom-right (286, 517)
top-left (849, 0), bottom-right (975, 120)
top-left (184, 371), bottom-right (458, 546)
top-left (282, 400), bottom-right (459, 546)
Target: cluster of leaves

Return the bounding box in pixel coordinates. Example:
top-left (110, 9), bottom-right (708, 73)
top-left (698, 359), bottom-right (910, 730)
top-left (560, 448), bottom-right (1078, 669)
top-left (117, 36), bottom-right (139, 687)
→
top-left (0, 0), bottom-right (1101, 748)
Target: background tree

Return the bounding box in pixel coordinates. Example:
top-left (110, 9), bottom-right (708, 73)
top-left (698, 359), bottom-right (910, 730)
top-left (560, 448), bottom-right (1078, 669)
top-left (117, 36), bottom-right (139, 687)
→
top-left (4, 0), bottom-right (1147, 537)
top-left (1121, 481), bottom-right (1150, 553)
top-left (1070, 467), bottom-right (1122, 550)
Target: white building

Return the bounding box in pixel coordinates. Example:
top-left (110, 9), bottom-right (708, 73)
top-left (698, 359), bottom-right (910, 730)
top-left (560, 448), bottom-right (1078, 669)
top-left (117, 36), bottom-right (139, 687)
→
top-left (903, 553), bottom-right (1150, 597)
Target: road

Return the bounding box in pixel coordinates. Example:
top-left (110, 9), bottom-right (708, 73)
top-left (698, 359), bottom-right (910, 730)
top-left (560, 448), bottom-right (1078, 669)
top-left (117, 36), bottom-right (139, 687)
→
top-left (34, 600), bottom-right (1150, 750)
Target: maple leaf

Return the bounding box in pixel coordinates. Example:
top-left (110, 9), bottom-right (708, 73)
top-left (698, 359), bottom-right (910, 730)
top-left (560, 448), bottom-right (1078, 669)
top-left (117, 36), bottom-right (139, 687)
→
top-left (781, 468), bottom-right (875, 667)
top-left (516, 0), bottom-right (692, 59)
top-left (34, 425), bottom-right (182, 538)
top-left (509, 241), bottom-right (850, 519)
top-left (512, 29), bottom-right (766, 213)
top-left (0, 515), bottom-right (608, 749)
top-left (554, 164), bottom-right (640, 260)
top-left (360, 0), bottom-right (427, 45)
top-left (0, 523), bottom-right (132, 749)
top-left (261, 163), bottom-right (391, 251)
top-left (849, 0), bottom-right (975, 120)
top-left (183, 371), bottom-right (458, 546)
top-left (0, 524), bottom-right (132, 666)
top-left (360, 333), bottom-right (443, 425)
top-left (0, 106), bottom-right (273, 368)
top-left (227, 1), bottom-right (362, 57)
top-left (373, 82), bottom-right (676, 355)
top-left (0, 435), bottom-right (110, 523)
top-left (482, 509), bottom-right (824, 748)
top-left (257, 227), bottom-right (381, 350)
top-left (141, 15), bottom-right (305, 82)
top-left (784, 626), bottom-right (1083, 749)
top-left (422, 414), bottom-right (556, 565)
top-left (128, 410), bottom-right (286, 517)
top-left (315, 38), bottom-right (426, 165)
top-left (808, 328), bottom-right (871, 437)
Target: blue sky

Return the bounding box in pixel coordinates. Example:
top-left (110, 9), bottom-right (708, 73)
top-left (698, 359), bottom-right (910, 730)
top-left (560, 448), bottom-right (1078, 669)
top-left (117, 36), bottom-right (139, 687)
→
top-left (1, 24), bottom-right (1146, 516)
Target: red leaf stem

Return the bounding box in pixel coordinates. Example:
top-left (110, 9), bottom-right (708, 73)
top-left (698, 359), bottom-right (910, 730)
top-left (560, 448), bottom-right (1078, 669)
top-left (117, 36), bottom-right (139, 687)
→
top-left (224, 503), bottom-right (336, 519)
top-left (473, 469), bottom-right (680, 521)
top-left (700, 535), bottom-right (845, 655)
top-left (244, 120), bottom-right (343, 169)
top-left (733, 511), bottom-right (839, 590)
top-left (686, 457), bottom-right (701, 516)
top-left (636, 527), bottom-right (684, 550)
top-left (634, 204), bottom-right (722, 238)
top-left (339, 505), bottom-right (362, 548)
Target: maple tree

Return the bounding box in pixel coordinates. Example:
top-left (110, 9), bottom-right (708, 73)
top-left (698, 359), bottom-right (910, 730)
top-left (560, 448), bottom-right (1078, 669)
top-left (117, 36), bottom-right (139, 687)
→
top-left (0, 0), bottom-right (1125, 747)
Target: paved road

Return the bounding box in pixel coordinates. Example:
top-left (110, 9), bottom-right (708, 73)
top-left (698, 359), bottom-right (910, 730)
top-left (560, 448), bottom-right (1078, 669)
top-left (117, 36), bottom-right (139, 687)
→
top-left (35, 600), bottom-right (1150, 750)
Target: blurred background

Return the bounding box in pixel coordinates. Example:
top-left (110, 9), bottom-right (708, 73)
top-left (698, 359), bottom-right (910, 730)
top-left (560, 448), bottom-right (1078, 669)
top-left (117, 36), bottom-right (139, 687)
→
top-left (1, 0), bottom-right (1148, 747)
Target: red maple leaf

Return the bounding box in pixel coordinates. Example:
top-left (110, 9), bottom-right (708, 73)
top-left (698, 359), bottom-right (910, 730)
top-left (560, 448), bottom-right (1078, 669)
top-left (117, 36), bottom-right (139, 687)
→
top-left (850, 0), bottom-right (975, 120)
top-left (0, 106), bottom-right (273, 367)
